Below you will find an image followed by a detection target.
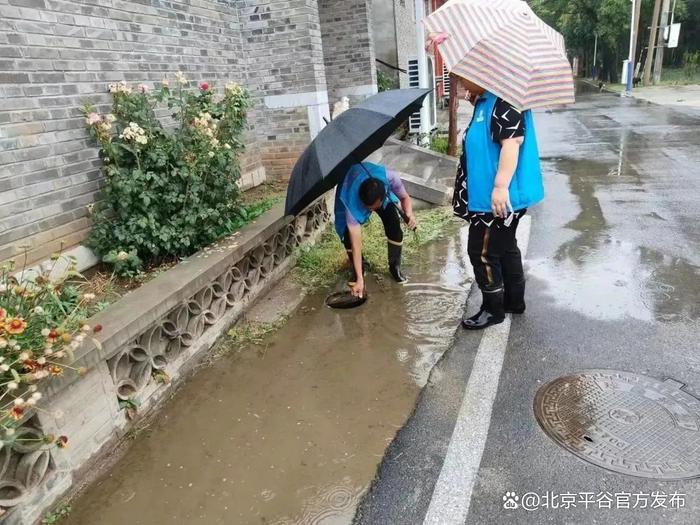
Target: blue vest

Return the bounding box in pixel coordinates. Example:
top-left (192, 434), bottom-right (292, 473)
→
top-left (334, 163), bottom-right (399, 239)
top-left (464, 92), bottom-right (544, 212)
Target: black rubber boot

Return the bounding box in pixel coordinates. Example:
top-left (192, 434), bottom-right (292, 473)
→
top-left (388, 242), bottom-right (407, 283)
top-left (504, 278), bottom-right (526, 314)
top-left (462, 288), bottom-right (506, 330)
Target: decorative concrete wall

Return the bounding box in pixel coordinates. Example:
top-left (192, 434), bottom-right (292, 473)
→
top-left (319, 0), bottom-right (377, 105)
top-left (0, 196), bottom-right (332, 525)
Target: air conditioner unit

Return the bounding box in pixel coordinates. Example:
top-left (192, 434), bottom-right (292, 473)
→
top-left (407, 56), bottom-right (437, 133)
top-left (443, 63), bottom-right (450, 90)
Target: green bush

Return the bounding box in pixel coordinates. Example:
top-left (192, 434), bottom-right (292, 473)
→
top-left (430, 134), bottom-right (450, 155)
top-left (377, 69), bottom-right (398, 92)
top-left (683, 51), bottom-right (700, 80)
top-left (83, 75), bottom-right (251, 275)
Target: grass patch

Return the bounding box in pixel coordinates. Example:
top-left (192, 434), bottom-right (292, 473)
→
top-left (208, 315), bottom-right (290, 361)
top-left (42, 502), bottom-right (71, 524)
top-left (429, 134), bottom-right (461, 157)
top-left (430, 134), bottom-right (449, 155)
top-left (294, 206), bottom-right (458, 289)
top-left (660, 67), bottom-right (700, 86)
top-left (226, 316), bottom-right (289, 347)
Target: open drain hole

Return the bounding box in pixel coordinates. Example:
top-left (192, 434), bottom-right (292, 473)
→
top-left (583, 435), bottom-right (594, 443)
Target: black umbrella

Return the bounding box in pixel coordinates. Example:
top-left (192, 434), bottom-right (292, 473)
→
top-left (284, 88), bottom-right (432, 216)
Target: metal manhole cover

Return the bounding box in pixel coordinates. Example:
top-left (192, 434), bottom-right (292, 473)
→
top-left (533, 370), bottom-right (700, 480)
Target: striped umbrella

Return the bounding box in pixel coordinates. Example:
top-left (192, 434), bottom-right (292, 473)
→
top-left (424, 0), bottom-right (574, 110)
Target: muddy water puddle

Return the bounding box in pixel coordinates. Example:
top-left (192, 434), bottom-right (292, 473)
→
top-left (67, 225), bottom-right (471, 525)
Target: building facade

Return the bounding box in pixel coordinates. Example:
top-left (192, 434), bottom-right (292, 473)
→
top-left (0, 0), bottom-right (376, 267)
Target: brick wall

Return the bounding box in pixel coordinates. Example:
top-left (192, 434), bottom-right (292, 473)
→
top-left (0, 0), bottom-right (259, 266)
top-left (236, 0), bottom-right (329, 181)
top-left (0, 0), bottom-right (379, 266)
top-left (319, 0), bottom-right (377, 105)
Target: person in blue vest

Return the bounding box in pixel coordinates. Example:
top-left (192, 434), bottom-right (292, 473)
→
top-left (452, 78), bottom-right (544, 330)
top-left (335, 162), bottom-right (417, 298)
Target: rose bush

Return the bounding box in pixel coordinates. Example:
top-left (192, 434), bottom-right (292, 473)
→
top-left (84, 74), bottom-right (252, 275)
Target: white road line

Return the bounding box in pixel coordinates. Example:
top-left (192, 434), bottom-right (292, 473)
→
top-left (422, 216), bottom-right (532, 525)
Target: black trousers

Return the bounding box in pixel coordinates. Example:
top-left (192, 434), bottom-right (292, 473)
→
top-left (467, 212), bottom-right (525, 308)
top-left (342, 204), bottom-right (403, 249)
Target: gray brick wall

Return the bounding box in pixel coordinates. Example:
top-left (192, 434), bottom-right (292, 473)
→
top-left (319, 0), bottom-right (377, 105)
top-left (236, 0), bottom-right (329, 180)
top-left (0, 0), bottom-right (261, 266)
top-left (0, 0), bottom-right (378, 265)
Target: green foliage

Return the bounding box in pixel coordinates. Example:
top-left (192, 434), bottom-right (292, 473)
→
top-left (84, 76), bottom-right (252, 275)
top-left (531, 0), bottom-right (692, 82)
top-left (294, 206), bottom-right (457, 289)
top-left (683, 51), bottom-right (700, 79)
top-left (430, 134), bottom-right (449, 155)
top-left (102, 249), bottom-right (142, 278)
top-left (42, 502), bottom-right (72, 524)
top-left (226, 316), bottom-right (288, 348)
top-left (377, 68), bottom-right (398, 92)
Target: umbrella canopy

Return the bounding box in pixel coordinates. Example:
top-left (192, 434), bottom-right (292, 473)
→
top-left (424, 0), bottom-right (574, 110)
top-left (284, 88), bottom-right (431, 216)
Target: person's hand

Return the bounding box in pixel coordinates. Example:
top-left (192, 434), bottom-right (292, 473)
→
top-left (351, 277), bottom-right (364, 298)
top-left (491, 186), bottom-right (510, 218)
top-left (406, 213), bottom-right (417, 230)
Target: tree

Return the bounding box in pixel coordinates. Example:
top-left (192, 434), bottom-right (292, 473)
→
top-left (531, 0), bottom-right (692, 82)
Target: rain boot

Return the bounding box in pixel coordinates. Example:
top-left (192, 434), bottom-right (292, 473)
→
top-left (462, 288), bottom-right (506, 330)
top-left (388, 242), bottom-right (407, 283)
top-left (504, 278), bottom-right (526, 314)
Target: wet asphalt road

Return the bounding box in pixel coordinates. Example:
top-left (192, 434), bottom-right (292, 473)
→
top-left (354, 89), bottom-right (700, 524)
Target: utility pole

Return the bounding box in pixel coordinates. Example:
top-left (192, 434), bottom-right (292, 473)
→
top-left (593, 33), bottom-right (598, 79)
top-left (631, 0), bottom-right (643, 74)
top-left (643, 0), bottom-right (663, 85)
top-left (415, 0), bottom-right (431, 146)
top-left (653, 0), bottom-right (672, 84)
top-left (625, 0), bottom-right (642, 94)
top-left (447, 74), bottom-right (459, 156)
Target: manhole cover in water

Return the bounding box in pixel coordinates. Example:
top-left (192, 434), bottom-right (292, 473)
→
top-left (534, 370), bottom-right (700, 480)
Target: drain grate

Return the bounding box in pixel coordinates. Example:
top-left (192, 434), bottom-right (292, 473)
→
top-left (534, 370), bottom-right (700, 480)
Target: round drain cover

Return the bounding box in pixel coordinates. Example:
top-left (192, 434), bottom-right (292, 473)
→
top-left (534, 370), bottom-right (700, 480)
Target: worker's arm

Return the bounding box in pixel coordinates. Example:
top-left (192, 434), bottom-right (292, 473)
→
top-left (492, 136), bottom-right (523, 218)
top-left (388, 170), bottom-right (417, 230)
top-left (348, 223), bottom-right (364, 298)
top-left (399, 194), bottom-right (417, 230)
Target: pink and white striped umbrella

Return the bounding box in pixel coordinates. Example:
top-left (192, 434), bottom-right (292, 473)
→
top-left (424, 0), bottom-right (575, 110)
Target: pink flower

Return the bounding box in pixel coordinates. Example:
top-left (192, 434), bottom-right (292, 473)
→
top-left (86, 113), bottom-right (101, 126)
top-left (138, 84), bottom-right (150, 93)
top-left (200, 82), bottom-right (209, 91)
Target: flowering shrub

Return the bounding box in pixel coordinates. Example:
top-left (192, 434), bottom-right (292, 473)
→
top-left (0, 256), bottom-right (101, 449)
top-left (84, 74), bottom-right (252, 275)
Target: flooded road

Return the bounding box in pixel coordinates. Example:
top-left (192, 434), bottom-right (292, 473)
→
top-left (67, 221), bottom-right (471, 525)
top-left (356, 87), bottom-right (700, 525)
